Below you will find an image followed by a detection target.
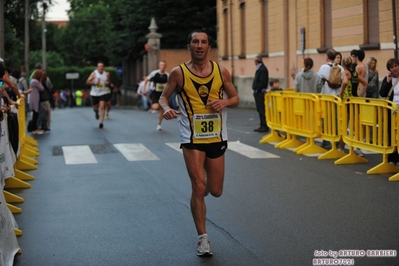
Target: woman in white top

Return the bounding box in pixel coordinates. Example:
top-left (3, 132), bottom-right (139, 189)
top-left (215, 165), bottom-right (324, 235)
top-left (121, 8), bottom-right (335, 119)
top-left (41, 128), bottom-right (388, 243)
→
top-left (379, 58), bottom-right (399, 165)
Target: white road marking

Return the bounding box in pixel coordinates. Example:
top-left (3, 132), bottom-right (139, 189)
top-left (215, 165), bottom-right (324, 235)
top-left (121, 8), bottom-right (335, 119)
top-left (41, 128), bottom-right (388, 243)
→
top-left (114, 143), bottom-right (159, 161)
top-left (165, 143), bottom-right (182, 153)
top-left (62, 145), bottom-right (97, 165)
top-left (228, 141), bottom-right (280, 159)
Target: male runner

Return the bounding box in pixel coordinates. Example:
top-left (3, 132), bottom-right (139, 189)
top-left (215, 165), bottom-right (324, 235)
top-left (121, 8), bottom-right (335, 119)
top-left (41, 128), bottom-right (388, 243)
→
top-left (86, 62), bottom-right (110, 128)
top-left (159, 30), bottom-right (239, 256)
top-left (143, 61), bottom-right (169, 130)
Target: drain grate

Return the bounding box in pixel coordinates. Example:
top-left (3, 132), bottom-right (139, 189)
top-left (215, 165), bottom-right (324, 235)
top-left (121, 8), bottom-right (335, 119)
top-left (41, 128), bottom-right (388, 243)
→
top-left (52, 144), bottom-right (118, 156)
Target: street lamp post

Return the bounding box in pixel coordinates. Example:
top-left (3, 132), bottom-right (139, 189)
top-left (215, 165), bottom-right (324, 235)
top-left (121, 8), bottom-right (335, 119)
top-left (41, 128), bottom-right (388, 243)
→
top-left (42, 3), bottom-right (46, 70)
top-left (24, 1), bottom-right (44, 75)
top-left (24, 0), bottom-right (29, 75)
top-left (0, 0), bottom-right (5, 59)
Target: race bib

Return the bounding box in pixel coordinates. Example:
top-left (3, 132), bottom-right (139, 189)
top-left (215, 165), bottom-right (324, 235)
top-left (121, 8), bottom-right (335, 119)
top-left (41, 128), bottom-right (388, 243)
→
top-left (193, 113), bottom-right (220, 138)
top-left (96, 83), bottom-right (105, 90)
top-left (155, 83), bottom-right (165, 92)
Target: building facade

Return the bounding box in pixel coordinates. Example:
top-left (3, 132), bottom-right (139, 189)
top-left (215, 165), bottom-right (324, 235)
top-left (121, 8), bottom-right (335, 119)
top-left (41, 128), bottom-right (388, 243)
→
top-left (217, 0), bottom-right (399, 106)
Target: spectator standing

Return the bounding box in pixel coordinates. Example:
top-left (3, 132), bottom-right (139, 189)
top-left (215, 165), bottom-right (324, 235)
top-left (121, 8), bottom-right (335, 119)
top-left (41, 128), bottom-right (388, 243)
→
top-left (23, 70), bottom-right (44, 134)
top-left (379, 58), bottom-right (399, 165)
top-left (252, 54), bottom-right (269, 133)
top-left (334, 52), bottom-right (342, 65)
top-left (294, 58), bottom-right (322, 93)
top-left (38, 71), bottom-right (51, 132)
top-left (351, 50), bottom-right (369, 97)
top-left (338, 56), bottom-right (368, 151)
top-left (75, 89), bottom-right (83, 106)
top-left (317, 49), bottom-right (344, 149)
top-left (366, 57), bottom-right (379, 98)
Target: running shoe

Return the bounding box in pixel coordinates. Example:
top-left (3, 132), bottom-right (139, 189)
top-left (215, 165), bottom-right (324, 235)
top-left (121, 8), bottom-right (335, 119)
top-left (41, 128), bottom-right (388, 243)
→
top-left (32, 129), bottom-right (44, 135)
top-left (197, 235), bottom-right (213, 256)
top-left (99, 123), bottom-right (104, 129)
top-left (106, 113), bottom-right (110, 119)
top-left (95, 110), bottom-right (99, 120)
top-left (156, 124), bottom-right (162, 131)
top-left (354, 148), bottom-right (363, 157)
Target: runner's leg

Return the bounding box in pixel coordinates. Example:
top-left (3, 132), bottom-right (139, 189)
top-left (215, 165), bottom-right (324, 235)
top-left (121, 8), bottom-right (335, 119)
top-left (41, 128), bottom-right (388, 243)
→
top-left (182, 147), bottom-right (207, 235)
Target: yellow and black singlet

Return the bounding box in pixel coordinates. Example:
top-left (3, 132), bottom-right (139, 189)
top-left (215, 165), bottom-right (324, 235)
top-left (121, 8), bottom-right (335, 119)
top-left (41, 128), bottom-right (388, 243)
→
top-left (177, 60), bottom-right (228, 144)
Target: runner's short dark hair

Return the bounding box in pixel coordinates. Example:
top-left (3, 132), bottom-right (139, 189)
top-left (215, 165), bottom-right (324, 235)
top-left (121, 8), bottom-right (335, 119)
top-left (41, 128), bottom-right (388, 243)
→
top-left (187, 30), bottom-right (210, 44)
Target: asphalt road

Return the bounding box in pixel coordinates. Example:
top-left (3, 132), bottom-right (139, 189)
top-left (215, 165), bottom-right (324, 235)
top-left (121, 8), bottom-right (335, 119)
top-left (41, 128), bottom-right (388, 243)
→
top-left (10, 106), bottom-right (399, 266)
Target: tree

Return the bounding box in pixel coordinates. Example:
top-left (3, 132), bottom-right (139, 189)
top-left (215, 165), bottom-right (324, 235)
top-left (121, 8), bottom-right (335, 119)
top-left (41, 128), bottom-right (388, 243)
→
top-left (56, 3), bottom-right (113, 67)
top-left (108, 0), bottom-right (216, 62)
top-left (66, 0), bottom-right (217, 63)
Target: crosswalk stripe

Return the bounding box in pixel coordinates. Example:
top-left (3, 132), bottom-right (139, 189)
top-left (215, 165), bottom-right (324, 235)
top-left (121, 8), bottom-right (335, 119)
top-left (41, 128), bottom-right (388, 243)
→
top-left (165, 143), bottom-right (182, 153)
top-left (114, 143), bottom-right (160, 161)
top-left (228, 141), bottom-right (280, 159)
top-left (166, 141), bottom-right (280, 159)
top-left (62, 145), bottom-right (97, 165)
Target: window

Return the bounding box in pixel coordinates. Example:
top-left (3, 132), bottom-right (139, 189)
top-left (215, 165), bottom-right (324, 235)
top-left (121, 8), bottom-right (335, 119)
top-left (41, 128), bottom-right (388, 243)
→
top-left (360, 0), bottom-right (380, 50)
top-left (260, 0), bottom-right (269, 55)
top-left (317, 0), bottom-right (332, 53)
top-left (239, 1), bottom-right (246, 58)
top-left (222, 7), bottom-right (229, 59)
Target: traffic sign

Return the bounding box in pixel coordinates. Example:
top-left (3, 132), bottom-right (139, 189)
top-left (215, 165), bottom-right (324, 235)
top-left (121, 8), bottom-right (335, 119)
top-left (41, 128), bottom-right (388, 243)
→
top-left (66, 73), bottom-right (79, 80)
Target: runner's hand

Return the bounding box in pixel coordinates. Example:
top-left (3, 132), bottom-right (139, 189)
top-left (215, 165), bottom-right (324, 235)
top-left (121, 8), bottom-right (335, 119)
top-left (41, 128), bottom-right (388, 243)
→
top-left (163, 108), bottom-right (181, 120)
top-left (207, 99), bottom-right (226, 112)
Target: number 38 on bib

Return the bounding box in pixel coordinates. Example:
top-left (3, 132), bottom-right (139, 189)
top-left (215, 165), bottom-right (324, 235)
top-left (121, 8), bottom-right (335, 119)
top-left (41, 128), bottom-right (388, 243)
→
top-left (193, 113), bottom-right (221, 138)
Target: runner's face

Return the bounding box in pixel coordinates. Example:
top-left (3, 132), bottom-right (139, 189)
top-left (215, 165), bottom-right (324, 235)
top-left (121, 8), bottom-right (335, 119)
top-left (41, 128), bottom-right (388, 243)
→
top-left (97, 63), bottom-right (104, 73)
top-left (159, 62), bottom-right (166, 72)
top-left (188, 32), bottom-right (210, 60)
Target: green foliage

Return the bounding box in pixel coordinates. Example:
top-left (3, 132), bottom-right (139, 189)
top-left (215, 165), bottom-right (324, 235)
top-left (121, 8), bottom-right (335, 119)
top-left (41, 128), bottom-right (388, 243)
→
top-left (29, 50), bottom-right (65, 70)
top-left (3, 20), bottom-right (24, 70)
top-left (46, 66), bottom-right (121, 92)
top-left (3, 0), bottom-right (216, 72)
top-left (56, 4), bottom-right (113, 67)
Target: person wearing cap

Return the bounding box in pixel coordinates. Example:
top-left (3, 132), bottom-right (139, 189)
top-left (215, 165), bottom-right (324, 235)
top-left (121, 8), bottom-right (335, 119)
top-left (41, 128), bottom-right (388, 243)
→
top-left (252, 54), bottom-right (269, 132)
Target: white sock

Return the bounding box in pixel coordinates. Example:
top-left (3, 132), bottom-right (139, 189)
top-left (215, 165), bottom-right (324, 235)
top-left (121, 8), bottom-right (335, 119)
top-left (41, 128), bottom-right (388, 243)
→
top-left (198, 233), bottom-right (208, 240)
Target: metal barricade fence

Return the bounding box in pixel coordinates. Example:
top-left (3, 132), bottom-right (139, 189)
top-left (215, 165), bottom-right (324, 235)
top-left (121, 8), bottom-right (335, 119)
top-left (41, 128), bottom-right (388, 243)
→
top-left (275, 92), bottom-right (325, 154)
top-left (316, 94), bottom-right (345, 160)
top-left (261, 92), bottom-right (399, 181)
top-left (260, 91), bottom-right (286, 144)
top-left (334, 98), bottom-right (398, 174)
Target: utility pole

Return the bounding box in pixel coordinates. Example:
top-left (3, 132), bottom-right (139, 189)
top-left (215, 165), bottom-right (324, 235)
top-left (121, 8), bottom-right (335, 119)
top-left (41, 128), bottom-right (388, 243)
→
top-left (393, 0), bottom-right (398, 60)
top-left (42, 3), bottom-right (47, 70)
top-left (0, 0), bottom-right (5, 59)
top-left (24, 0), bottom-right (29, 74)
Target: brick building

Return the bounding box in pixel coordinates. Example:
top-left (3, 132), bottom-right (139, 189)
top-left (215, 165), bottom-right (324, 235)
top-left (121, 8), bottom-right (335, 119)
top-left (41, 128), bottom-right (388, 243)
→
top-left (216, 0), bottom-right (399, 106)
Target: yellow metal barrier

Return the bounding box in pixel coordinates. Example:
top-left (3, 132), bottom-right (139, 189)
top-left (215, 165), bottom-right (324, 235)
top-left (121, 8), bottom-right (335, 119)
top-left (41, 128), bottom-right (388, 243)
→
top-left (276, 92), bottom-right (326, 154)
top-left (335, 98), bottom-right (398, 174)
top-left (260, 91), bottom-right (286, 143)
top-left (388, 107), bottom-right (399, 181)
top-left (317, 95), bottom-right (346, 160)
top-left (1, 97), bottom-right (42, 259)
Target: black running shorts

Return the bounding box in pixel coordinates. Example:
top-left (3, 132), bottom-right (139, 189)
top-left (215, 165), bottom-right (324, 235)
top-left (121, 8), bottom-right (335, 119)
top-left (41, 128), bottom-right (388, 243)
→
top-left (181, 141), bottom-right (228, 159)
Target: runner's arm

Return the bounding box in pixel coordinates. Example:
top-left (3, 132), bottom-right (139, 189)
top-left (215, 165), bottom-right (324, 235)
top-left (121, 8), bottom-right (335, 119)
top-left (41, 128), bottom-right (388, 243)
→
top-left (207, 66), bottom-right (239, 112)
top-left (86, 72), bottom-right (96, 86)
top-left (159, 66), bottom-right (182, 120)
